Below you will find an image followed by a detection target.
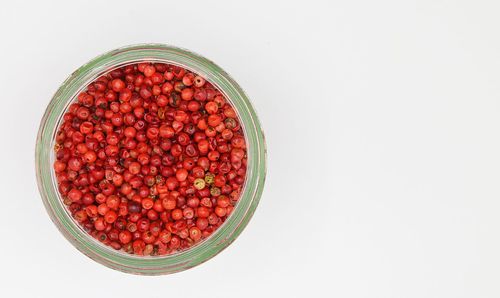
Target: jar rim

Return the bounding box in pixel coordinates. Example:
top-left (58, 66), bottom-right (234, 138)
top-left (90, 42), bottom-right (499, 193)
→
top-left (35, 44), bottom-right (266, 275)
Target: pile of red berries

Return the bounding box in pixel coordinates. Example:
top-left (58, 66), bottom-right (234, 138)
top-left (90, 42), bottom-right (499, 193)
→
top-left (53, 62), bottom-right (247, 256)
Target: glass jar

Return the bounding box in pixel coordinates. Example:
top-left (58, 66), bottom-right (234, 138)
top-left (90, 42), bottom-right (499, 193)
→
top-left (35, 44), bottom-right (266, 275)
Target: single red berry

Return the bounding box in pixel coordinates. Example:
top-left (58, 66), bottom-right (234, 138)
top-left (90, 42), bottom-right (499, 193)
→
top-left (111, 79), bottom-right (126, 92)
top-left (143, 65), bottom-right (156, 77)
top-left (189, 227), bottom-right (202, 241)
top-left (141, 198), bottom-right (154, 210)
top-left (119, 230), bottom-right (132, 244)
top-left (104, 210), bottom-right (118, 223)
top-left (205, 102), bottom-right (218, 114)
top-left (171, 209), bottom-right (183, 220)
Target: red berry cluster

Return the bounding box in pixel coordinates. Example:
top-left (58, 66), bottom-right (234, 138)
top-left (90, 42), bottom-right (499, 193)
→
top-left (53, 62), bottom-right (247, 256)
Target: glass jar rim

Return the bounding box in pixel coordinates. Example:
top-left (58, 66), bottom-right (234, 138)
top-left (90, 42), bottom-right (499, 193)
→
top-left (35, 44), bottom-right (266, 275)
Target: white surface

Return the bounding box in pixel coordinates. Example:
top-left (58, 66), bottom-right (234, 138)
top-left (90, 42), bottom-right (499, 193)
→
top-left (1, 0), bottom-right (500, 297)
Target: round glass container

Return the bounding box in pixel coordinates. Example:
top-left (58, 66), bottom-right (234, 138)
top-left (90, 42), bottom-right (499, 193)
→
top-left (35, 44), bottom-right (266, 275)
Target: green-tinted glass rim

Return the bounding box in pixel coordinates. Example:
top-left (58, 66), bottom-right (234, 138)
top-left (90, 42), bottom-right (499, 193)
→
top-left (35, 44), bottom-right (266, 275)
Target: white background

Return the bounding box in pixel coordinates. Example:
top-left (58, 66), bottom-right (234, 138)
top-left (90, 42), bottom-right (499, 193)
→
top-left (1, 0), bottom-right (500, 297)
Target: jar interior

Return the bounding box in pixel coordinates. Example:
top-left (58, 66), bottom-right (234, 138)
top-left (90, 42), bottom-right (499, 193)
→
top-left (50, 59), bottom-right (251, 258)
top-left (37, 44), bottom-right (266, 274)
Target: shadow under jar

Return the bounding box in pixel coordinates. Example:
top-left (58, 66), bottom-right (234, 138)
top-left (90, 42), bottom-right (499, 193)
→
top-left (36, 44), bottom-right (266, 275)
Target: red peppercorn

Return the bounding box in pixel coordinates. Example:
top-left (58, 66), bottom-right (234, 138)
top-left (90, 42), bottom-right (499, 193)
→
top-left (67, 157), bottom-right (83, 171)
top-left (119, 230), bottom-right (132, 244)
top-left (197, 206), bottom-right (210, 218)
top-left (159, 230), bottom-right (172, 243)
top-left (141, 198), bottom-right (154, 210)
top-left (194, 76), bottom-right (206, 88)
top-left (180, 88), bottom-right (193, 100)
top-left (111, 79), bottom-right (126, 92)
top-left (129, 162), bottom-right (141, 175)
top-left (170, 236), bottom-right (181, 249)
top-left (171, 209), bottom-right (183, 221)
top-left (189, 227), bottom-right (202, 241)
top-left (162, 197), bottom-right (176, 210)
top-left (196, 218), bottom-right (209, 230)
top-left (132, 239), bottom-right (145, 255)
top-left (205, 102), bottom-right (218, 114)
top-left (143, 65), bottom-right (156, 77)
top-left (67, 188), bottom-right (82, 202)
top-left (104, 210), bottom-right (118, 223)
top-left (74, 210), bottom-right (88, 223)
top-left (94, 218), bottom-right (106, 231)
top-left (175, 168), bottom-right (188, 182)
top-left (215, 206), bottom-right (227, 217)
top-left (142, 231), bottom-right (156, 244)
